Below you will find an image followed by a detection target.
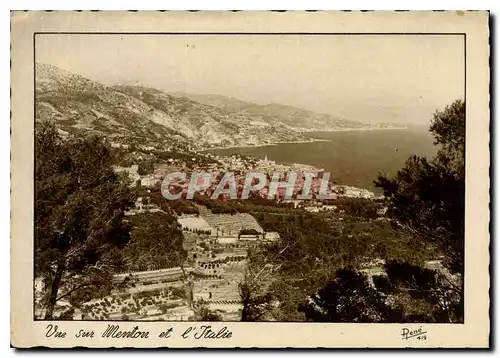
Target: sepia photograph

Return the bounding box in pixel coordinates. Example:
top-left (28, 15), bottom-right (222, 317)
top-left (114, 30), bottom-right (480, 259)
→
top-left (11, 11), bottom-right (489, 348)
top-left (33, 31), bottom-right (466, 324)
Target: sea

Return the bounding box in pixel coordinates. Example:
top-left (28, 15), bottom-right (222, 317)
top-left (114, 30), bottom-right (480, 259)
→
top-left (206, 127), bottom-right (437, 195)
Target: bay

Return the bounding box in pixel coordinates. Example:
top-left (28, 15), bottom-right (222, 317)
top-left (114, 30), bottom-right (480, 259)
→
top-left (207, 128), bottom-right (437, 194)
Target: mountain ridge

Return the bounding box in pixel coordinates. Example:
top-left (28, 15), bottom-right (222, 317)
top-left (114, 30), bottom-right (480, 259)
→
top-left (35, 63), bottom-right (396, 152)
top-left (35, 63), bottom-right (306, 149)
top-left (167, 91), bottom-right (387, 132)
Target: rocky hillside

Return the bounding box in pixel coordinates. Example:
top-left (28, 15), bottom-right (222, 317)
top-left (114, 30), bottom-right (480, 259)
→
top-left (35, 64), bottom-right (191, 150)
top-left (35, 63), bottom-right (306, 149)
top-left (112, 85), bottom-right (306, 148)
top-left (169, 92), bottom-right (383, 132)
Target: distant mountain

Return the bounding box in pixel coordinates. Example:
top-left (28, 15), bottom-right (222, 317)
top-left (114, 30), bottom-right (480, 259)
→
top-left (169, 92), bottom-right (383, 132)
top-left (113, 85), bottom-right (306, 147)
top-left (168, 92), bottom-right (254, 110)
top-left (35, 63), bottom-right (307, 149)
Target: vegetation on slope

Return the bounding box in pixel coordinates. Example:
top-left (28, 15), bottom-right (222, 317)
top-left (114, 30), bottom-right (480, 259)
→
top-left (242, 100), bottom-right (465, 323)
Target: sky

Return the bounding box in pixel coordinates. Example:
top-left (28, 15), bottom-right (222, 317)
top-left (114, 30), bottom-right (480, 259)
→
top-left (35, 33), bottom-right (465, 125)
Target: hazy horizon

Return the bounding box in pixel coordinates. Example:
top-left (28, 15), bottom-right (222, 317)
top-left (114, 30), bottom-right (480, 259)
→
top-left (35, 34), bottom-right (464, 125)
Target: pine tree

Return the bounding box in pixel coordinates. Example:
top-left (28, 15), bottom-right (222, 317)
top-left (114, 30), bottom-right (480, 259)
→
top-left (375, 100), bottom-right (465, 321)
top-left (35, 122), bottom-right (134, 319)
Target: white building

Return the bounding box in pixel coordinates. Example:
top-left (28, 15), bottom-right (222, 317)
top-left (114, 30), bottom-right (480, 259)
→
top-left (264, 232), bottom-right (280, 241)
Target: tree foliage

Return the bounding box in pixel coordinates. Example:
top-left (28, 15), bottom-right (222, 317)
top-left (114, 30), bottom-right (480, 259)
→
top-left (35, 121), bottom-right (134, 319)
top-left (374, 100), bottom-right (465, 321)
top-left (375, 100), bottom-right (465, 274)
top-left (121, 212), bottom-right (186, 271)
top-left (299, 262), bottom-right (461, 323)
top-left (298, 267), bottom-right (395, 322)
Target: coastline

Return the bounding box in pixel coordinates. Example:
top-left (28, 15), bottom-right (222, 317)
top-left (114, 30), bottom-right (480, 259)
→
top-left (300, 126), bottom-right (408, 133)
top-left (200, 127), bottom-right (408, 151)
top-left (200, 138), bottom-right (330, 151)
